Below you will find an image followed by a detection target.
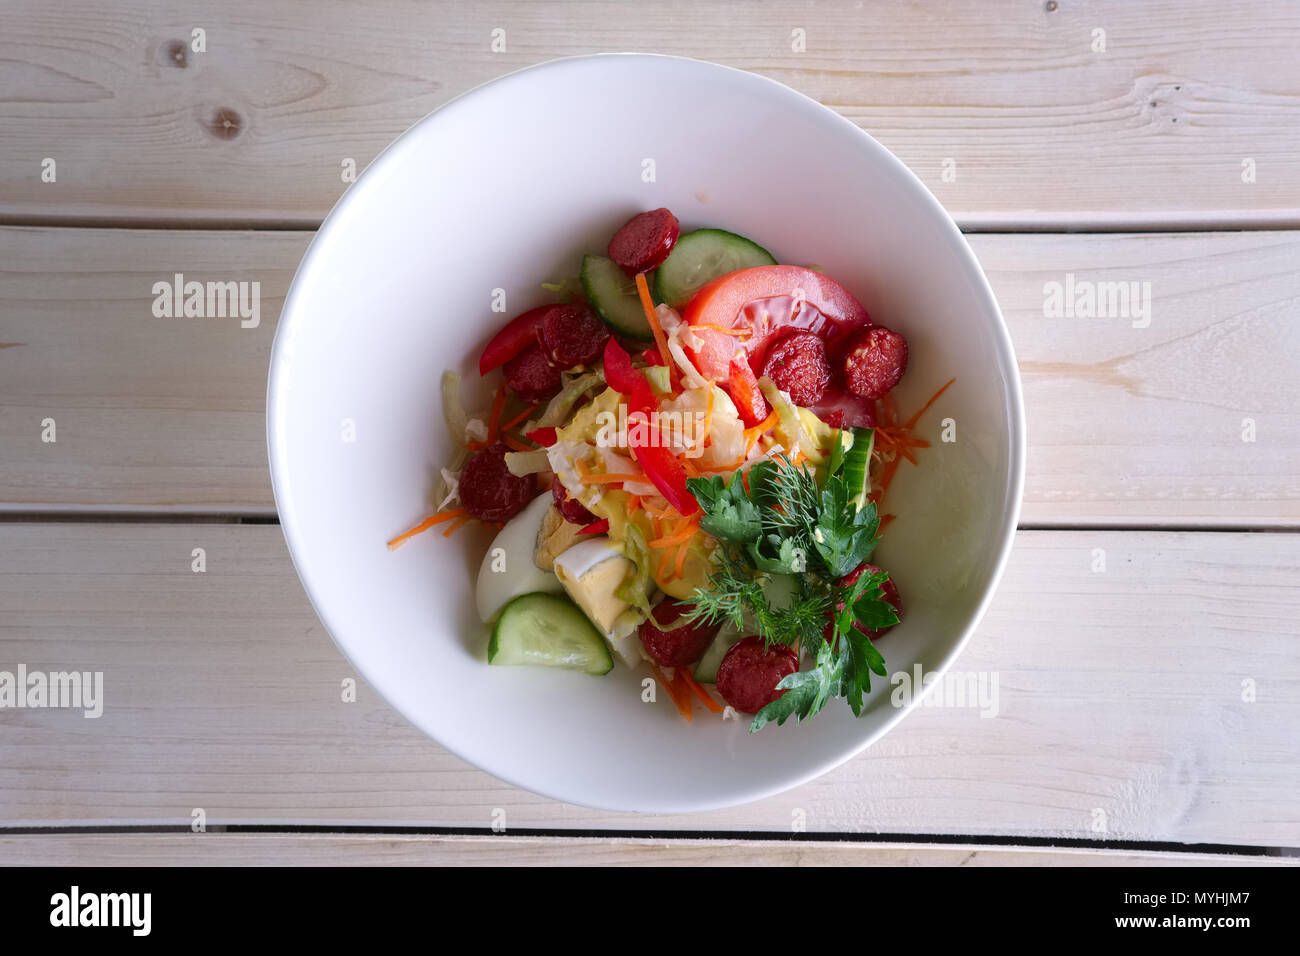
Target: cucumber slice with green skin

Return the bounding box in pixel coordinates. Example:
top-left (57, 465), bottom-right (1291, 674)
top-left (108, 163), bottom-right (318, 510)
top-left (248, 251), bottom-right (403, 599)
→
top-left (488, 592), bottom-right (614, 675)
top-left (652, 229), bottom-right (777, 308)
top-left (693, 627), bottom-right (745, 684)
top-left (581, 254), bottom-right (652, 339)
top-left (843, 426), bottom-right (875, 512)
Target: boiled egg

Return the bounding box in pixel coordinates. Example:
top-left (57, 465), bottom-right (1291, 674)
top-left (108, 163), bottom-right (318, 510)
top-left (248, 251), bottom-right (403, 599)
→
top-left (475, 493), bottom-right (563, 622)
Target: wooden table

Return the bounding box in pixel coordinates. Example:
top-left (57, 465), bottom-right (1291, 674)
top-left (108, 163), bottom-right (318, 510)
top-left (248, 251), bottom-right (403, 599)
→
top-left (1, 0), bottom-right (1297, 866)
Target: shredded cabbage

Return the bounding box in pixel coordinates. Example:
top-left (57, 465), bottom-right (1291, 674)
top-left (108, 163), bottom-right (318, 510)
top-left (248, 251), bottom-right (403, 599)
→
top-left (546, 439), bottom-right (592, 496)
top-left (436, 466), bottom-right (461, 511)
top-left (533, 371), bottom-right (603, 428)
top-left (658, 304), bottom-right (711, 391)
top-left (441, 370), bottom-right (469, 445)
top-left (658, 384), bottom-right (744, 467)
top-left (504, 449), bottom-right (552, 477)
top-left (614, 522), bottom-right (655, 617)
top-left (432, 446), bottom-right (469, 511)
top-left (758, 376), bottom-right (822, 463)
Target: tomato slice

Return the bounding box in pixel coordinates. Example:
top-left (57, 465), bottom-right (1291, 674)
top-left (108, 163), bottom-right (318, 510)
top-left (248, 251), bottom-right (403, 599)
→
top-left (683, 266), bottom-right (871, 424)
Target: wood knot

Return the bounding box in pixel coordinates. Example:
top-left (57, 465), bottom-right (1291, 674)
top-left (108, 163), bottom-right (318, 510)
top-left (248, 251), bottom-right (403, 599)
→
top-left (166, 40), bottom-right (188, 68)
top-left (204, 107), bottom-right (244, 141)
top-left (1045, 0), bottom-right (1058, 11)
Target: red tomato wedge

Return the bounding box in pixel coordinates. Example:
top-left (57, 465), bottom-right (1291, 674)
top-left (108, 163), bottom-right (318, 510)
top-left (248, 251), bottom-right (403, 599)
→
top-left (683, 266), bottom-right (871, 424)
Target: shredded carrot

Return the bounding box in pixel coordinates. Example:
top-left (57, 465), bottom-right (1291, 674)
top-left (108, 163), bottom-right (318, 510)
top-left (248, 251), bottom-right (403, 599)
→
top-left (634, 272), bottom-right (672, 368)
top-left (681, 457), bottom-right (700, 477)
top-left (387, 507), bottom-right (466, 550)
top-left (880, 394), bottom-right (900, 426)
top-left (873, 435), bottom-right (917, 466)
top-left (648, 515), bottom-right (700, 549)
top-left (485, 383), bottom-right (508, 442)
top-left (671, 667), bottom-right (696, 716)
top-left (654, 532), bottom-right (680, 584)
top-left (904, 377), bottom-right (956, 430)
top-left (870, 378), bottom-right (956, 507)
top-left (872, 453), bottom-right (904, 502)
top-left (650, 663), bottom-right (693, 721)
top-left (579, 471), bottom-right (642, 485)
top-left (674, 538), bottom-right (689, 578)
top-left (502, 434), bottom-right (532, 453)
top-left (626, 494), bottom-right (642, 513)
top-left (678, 667), bottom-right (724, 714)
top-left (500, 403), bottom-right (539, 433)
top-left (743, 409), bottom-right (779, 453)
top-left (641, 497), bottom-right (672, 520)
top-left (441, 513), bottom-right (473, 537)
top-left (653, 560), bottom-right (675, 589)
top-left (574, 456), bottom-right (590, 478)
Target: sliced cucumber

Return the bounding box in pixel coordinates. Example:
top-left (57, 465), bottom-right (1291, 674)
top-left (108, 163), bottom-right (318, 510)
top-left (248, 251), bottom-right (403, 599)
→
top-left (693, 627), bottom-right (745, 684)
top-left (581, 254), bottom-right (652, 339)
top-left (652, 229), bottom-right (777, 308)
top-left (488, 592), bottom-right (614, 675)
top-left (843, 426), bottom-right (874, 512)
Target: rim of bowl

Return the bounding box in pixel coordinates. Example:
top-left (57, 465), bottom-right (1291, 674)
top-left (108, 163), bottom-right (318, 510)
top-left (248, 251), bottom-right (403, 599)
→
top-left (266, 52), bottom-right (1027, 814)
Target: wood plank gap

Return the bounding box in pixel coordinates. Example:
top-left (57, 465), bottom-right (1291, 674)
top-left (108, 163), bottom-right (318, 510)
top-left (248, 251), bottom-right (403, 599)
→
top-left (4, 214), bottom-right (1300, 235)
top-left (0, 824), bottom-right (1289, 857)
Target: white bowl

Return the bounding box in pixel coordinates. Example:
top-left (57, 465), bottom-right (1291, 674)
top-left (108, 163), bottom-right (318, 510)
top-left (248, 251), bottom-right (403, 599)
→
top-left (267, 54), bottom-right (1025, 814)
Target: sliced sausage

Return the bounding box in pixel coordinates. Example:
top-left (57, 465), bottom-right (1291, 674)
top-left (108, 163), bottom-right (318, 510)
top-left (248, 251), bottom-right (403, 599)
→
top-left (502, 341), bottom-right (562, 403)
top-left (540, 303), bottom-right (610, 369)
top-left (716, 636), bottom-right (799, 714)
top-left (761, 331), bottom-right (832, 407)
top-left (638, 599), bottom-right (721, 668)
top-left (608, 208), bottom-right (680, 275)
top-left (843, 325), bottom-right (908, 400)
top-left (459, 443), bottom-right (537, 522)
top-left (550, 475), bottom-right (596, 525)
top-left (807, 386), bottom-right (877, 430)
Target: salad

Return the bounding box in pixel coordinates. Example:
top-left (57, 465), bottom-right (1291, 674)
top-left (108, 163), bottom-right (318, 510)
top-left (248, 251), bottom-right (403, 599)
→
top-left (390, 208), bottom-right (952, 732)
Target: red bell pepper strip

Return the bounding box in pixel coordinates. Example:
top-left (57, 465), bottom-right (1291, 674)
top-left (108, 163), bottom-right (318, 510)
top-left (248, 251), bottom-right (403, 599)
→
top-left (478, 305), bottom-right (552, 376)
top-left (578, 518), bottom-right (611, 535)
top-left (601, 339), bottom-right (699, 516)
top-left (602, 337), bottom-right (657, 413)
top-left (630, 442), bottom-right (698, 516)
top-left (525, 426), bottom-right (558, 447)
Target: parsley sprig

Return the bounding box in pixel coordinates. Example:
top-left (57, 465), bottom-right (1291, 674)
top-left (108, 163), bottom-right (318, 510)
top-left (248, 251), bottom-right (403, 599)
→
top-left (683, 443), bottom-right (897, 732)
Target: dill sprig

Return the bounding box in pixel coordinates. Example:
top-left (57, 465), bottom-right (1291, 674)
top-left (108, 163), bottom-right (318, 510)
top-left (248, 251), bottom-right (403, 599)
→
top-left (682, 442), bottom-right (897, 731)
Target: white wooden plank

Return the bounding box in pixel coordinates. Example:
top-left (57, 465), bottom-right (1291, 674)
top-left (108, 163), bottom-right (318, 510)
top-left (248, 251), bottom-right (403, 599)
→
top-left (2, 227), bottom-right (1296, 524)
top-left (0, 833), bottom-right (1291, 867)
top-left (983, 231), bottom-right (1300, 526)
top-left (0, 1), bottom-right (1297, 227)
top-left (0, 523), bottom-right (1295, 845)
